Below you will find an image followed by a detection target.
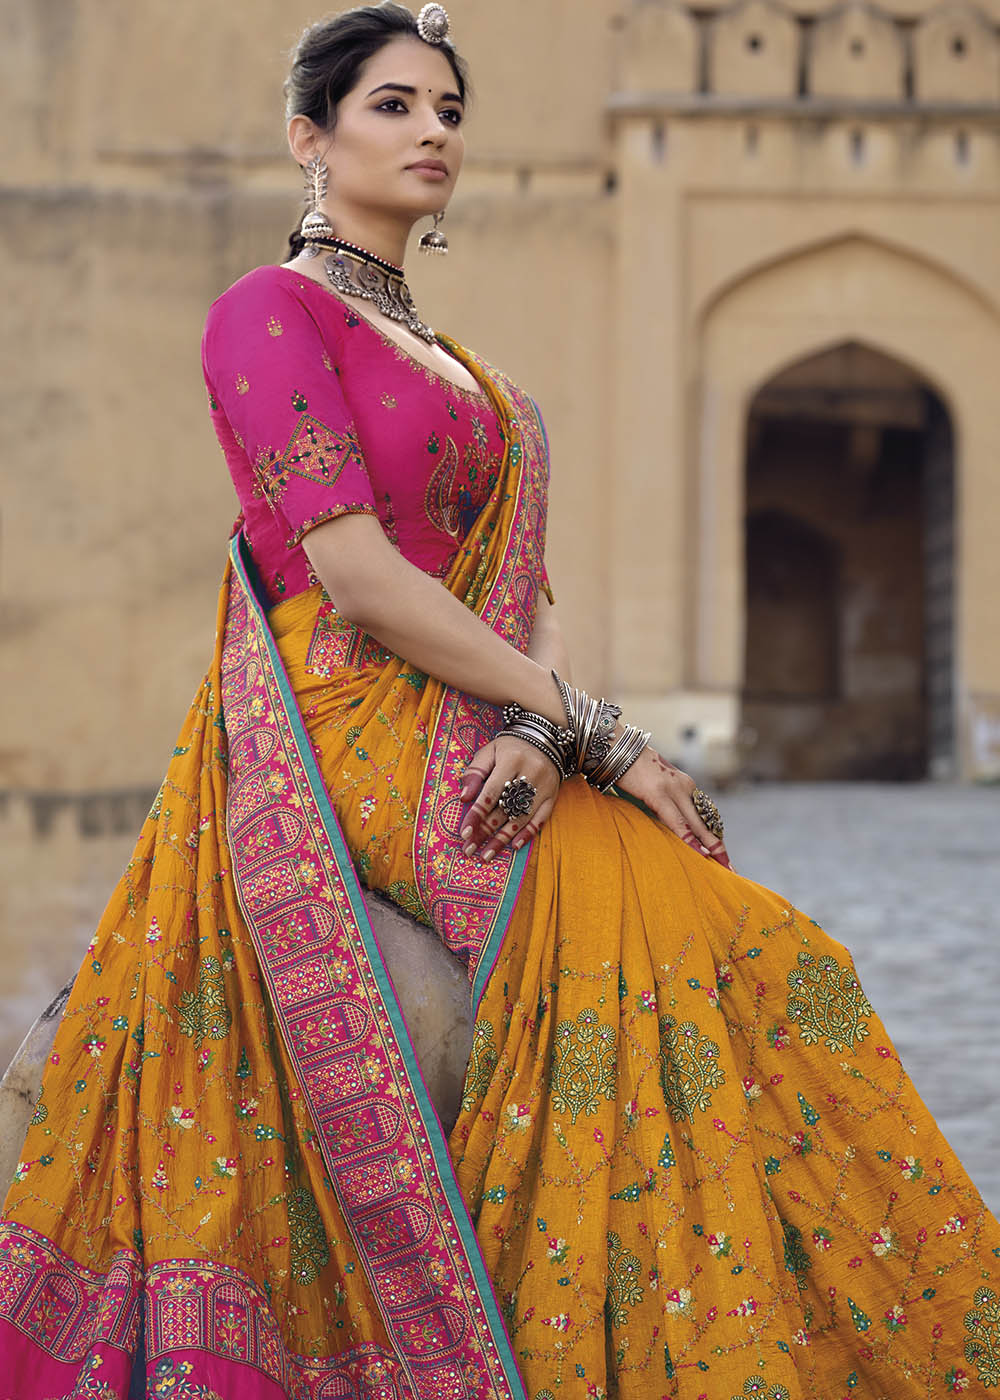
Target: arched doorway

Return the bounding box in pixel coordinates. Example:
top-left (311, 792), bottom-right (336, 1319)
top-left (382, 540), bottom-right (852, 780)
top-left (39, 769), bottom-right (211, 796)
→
top-left (740, 342), bottom-right (955, 781)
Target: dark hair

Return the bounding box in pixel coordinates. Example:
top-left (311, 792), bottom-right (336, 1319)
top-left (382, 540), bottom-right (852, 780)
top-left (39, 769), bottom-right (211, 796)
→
top-left (283, 3), bottom-right (470, 259)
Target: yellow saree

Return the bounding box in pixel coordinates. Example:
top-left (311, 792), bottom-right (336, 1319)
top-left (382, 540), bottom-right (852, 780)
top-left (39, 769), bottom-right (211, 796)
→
top-left (2, 333), bottom-right (998, 1400)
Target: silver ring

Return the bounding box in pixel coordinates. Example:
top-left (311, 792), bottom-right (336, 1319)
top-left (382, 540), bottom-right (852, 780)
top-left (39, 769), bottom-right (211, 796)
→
top-left (692, 787), bottom-right (725, 840)
top-left (498, 775), bottom-right (536, 821)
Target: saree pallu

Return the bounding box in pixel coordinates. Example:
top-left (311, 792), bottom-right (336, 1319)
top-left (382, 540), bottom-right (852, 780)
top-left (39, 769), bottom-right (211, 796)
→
top-left (3, 340), bottom-right (1000, 1400)
top-left (0, 344), bottom-right (543, 1400)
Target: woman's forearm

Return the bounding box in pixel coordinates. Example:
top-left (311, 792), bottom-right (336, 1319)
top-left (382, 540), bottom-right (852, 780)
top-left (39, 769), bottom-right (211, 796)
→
top-left (526, 598), bottom-right (572, 683)
top-left (303, 513), bottom-right (566, 724)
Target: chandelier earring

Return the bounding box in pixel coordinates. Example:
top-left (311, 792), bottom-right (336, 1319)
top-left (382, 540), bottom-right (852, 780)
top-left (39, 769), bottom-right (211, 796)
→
top-left (301, 153), bottom-right (335, 256)
top-left (418, 209), bottom-right (449, 256)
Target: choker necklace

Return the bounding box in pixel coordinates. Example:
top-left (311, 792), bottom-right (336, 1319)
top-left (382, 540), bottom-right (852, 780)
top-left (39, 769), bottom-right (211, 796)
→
top-left (310, 236), bottom-right (436, 344)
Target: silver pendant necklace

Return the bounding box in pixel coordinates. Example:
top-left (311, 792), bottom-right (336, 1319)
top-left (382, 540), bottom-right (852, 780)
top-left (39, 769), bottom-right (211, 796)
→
top-left (317, 240), bottom-right (436, 344)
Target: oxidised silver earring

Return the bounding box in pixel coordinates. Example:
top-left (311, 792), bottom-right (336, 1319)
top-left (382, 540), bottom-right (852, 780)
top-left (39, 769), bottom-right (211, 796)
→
top-left (301, 154), bottom-right (335, 256)
top-left (418, 210), bottom-right (448, 256)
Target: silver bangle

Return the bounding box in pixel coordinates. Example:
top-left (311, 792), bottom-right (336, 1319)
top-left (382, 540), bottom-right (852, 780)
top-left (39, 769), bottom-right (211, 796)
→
top-left (497, 702), bottom-right (575, 780)
top-left (551, 670), bottom-right (623, 777)
top-left (588, 724), bottom-right (651, 792)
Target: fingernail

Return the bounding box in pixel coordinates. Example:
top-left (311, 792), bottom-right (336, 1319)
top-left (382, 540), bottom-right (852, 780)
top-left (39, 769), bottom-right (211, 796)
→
top-left (464, 843), bottom-right (476, 857)
top-left (460, 826), bottom-right (472, 840)
top-left (512, 839), bottom-right (523, 850)
top-left (482, 850), bottom-right (494, 862)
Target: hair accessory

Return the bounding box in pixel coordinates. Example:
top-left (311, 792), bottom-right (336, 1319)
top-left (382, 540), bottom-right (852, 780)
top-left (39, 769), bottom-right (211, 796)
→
top-left (497, 776), bottom-right (537, 822)
top-left (416, 3), bottom-right (450, 44)
top-left (301, 154), bottom-right (335, 254)
top-left (418, 210), bottom-right (449, 256)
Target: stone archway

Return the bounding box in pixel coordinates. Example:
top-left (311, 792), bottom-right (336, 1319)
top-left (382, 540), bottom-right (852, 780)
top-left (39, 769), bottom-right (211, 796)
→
top-left (740, 342), bottom-right (955, 780)
top-left (691, 232), bottom-right (1000, 779)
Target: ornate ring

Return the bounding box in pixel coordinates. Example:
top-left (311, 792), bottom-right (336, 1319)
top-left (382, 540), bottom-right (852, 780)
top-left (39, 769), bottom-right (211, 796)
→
top-left (692, 787), bottom-right (725, 840)
top-left (416, 4), bottom-right (450, 44)
top-left (498, 775), bottom-right (537, 822)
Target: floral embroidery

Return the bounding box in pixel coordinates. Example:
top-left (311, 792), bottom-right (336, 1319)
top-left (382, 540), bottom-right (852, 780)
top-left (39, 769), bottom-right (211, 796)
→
top-left (287, 1183), bottom-right (330, 1287)
top-left (462, 1020), bottom-right (499, 1112)
top-left (657, 1014), bottom-right (726, 1121)
top-left (305, 596), bottom-right (391, 678)
top-left (266, 315), bottom-right (283, 337)
top-left (606, 1230), bottom-right (643, 1326)
top-left (965, 1285), bottom-right (1000, 1385)
top-left (253, 414), bottom-right (367, 506)
top-left (424, 430), bottom-right (503, 540)
top-left (785, 948), bottom-right (873, 1053)
top-left (177, 955), bottom-right (232, 1049)
top-left (781, 1217), bottom-right (812, 1291)
top-left (730, 1380), bottom-right (791, 1399)
top-left (235, 374), bottom-right (249, 395)
top-left (550, 1008), bottom-right (617, 1124)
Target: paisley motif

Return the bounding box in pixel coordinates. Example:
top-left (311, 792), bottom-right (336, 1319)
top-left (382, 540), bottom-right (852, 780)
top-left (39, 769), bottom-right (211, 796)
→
top-left (176, 955), bottom-right (232, 1050)
top-left (657, 1014), bottom-right (726, 1122)
top-left (964, 1285), bottom-right (1000, 1386)
top-left (462, 1020), bottom-right (499, 1113)
top-left (550, 1008), bottom-right (617, 1124)
top-left (606, 1230), bottom-right (643, 1327)
top-left (785, 948), bottom-right (873, 1054)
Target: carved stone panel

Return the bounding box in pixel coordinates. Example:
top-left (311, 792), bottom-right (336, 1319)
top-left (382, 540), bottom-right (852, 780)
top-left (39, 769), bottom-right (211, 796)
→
top-left (913, 4), bottom-right (1000, 101)
top-left (809, 3), bottom-right (907, 99)
top-left (620, 0), bottom-right (700, 93)
top-left (709, 0), bottom-right (801, 97)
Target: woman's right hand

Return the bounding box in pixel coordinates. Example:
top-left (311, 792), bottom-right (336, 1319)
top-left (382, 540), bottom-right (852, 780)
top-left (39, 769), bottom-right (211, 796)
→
top-left (458, 736), bottom-right (562, 862)
top-left (616, 745), bottom-right (733, 869)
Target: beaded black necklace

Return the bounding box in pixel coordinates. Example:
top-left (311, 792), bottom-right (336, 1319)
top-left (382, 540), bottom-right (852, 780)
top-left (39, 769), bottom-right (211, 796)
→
top-left (305, 235), bottom-right (435, 344)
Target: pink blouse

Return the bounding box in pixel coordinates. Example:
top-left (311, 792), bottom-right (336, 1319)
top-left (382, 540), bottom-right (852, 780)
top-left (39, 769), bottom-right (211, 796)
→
top-left (201, 264), bottom-right (517, 609)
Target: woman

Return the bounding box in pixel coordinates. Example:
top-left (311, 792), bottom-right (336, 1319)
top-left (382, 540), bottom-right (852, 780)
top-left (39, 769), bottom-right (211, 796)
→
top-left (2, 5), bottom-right (997, 1397)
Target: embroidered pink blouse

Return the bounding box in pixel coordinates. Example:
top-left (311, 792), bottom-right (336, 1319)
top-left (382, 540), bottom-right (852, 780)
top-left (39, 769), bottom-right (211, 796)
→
top-left (201, 264), bottom-right (525, 610)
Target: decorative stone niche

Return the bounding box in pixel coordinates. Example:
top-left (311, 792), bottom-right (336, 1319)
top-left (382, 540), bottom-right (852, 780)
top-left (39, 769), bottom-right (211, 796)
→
top-left (709, 0), bottom-right (801, 97)
top-left (809, 3), bottom-right (907, 99)
top-left (913, 4), bottom-right (1000, 101)
top-left (620, 0), bottom-right (700, 94)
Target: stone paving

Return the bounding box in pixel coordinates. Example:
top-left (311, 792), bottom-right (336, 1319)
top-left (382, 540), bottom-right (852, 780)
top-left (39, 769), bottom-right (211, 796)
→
top-left (722, 782), bottom-right (1000, 1216)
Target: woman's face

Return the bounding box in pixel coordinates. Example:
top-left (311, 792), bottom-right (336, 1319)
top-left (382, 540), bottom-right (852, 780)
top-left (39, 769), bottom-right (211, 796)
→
top-left (317, 35), bottom-right (466, 221)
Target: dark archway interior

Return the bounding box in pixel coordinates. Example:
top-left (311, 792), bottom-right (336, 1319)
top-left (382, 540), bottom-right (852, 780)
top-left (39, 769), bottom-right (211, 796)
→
top-left (741, 342), bottom-right (954, 781)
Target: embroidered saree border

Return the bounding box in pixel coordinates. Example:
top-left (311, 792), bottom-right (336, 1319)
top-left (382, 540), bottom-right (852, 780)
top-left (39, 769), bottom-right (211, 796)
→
top-left (0, 1222), bottom-right (442, 1398)
top-left (412, 343), bottom-right (550, 996)
top-left (223, 535), bottom-right (525, 1400)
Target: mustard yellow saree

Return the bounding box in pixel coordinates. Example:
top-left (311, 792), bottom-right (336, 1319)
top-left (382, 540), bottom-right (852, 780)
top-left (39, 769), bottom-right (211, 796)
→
top-left (2, 295), bottom-right (998, 1400)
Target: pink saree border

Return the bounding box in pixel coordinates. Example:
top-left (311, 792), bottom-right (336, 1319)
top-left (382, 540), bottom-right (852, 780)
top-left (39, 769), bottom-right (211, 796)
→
top-left (412, 347), bottom-right (552, 990)
top-left (0, 1221), bottom-right (423, 1398)
top-left (220, 537), bottom-right (524, 1400)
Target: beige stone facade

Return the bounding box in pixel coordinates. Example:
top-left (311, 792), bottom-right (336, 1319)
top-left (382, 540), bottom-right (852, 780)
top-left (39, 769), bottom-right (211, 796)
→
top-left (2, 0), bottom-right (999, 1060)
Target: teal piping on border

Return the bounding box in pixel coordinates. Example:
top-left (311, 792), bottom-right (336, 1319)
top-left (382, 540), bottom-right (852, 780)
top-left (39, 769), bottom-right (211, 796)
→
top-left (228, 534), bottom-right (527, 1400)
top-left (472, 843), bottom-right (529, 1016)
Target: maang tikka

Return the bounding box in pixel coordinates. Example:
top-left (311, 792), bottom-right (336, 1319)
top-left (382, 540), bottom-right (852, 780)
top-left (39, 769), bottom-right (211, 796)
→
top-left (418, 210), bottom-right (449, 255)
top-left (301, 153), bottom-right (335, 255)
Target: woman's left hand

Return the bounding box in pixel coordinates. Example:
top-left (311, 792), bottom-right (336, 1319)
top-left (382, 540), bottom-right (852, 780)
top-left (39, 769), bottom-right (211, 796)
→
top-left (458, 736), bottom-right (561, 861)
top-left (616, 746), bottom-right (733, 869)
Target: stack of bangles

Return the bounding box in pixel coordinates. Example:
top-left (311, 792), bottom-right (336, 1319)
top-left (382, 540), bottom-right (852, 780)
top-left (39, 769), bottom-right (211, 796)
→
top-left (496, 670), bottom-right (652, 795)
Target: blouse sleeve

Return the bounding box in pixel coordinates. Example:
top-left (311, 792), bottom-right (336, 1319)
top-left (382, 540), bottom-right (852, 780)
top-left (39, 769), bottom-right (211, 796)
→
top-left (201, 272), bottom-right (378, 548)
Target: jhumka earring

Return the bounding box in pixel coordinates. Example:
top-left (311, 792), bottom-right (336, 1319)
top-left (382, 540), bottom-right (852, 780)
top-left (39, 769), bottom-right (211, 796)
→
top-left (418, 210), bottom-right (449, 256)
top-left (301, 153), bottom-right (335, 256)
